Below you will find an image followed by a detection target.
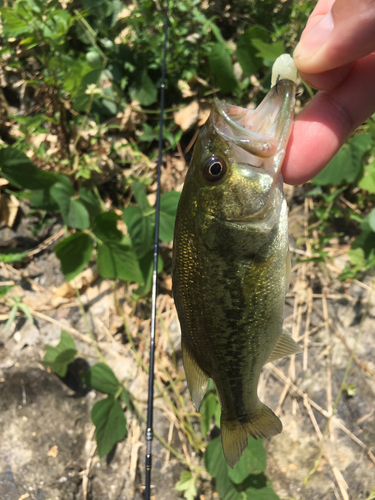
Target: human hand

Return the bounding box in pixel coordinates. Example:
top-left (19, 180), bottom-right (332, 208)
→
top-left (282, 0), bottom-right (375, 185)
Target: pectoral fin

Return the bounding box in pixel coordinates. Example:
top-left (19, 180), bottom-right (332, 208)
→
top-left (267, 330), bottom-right (302, 363)
top-left (182, 338), bottom-right (209, 410)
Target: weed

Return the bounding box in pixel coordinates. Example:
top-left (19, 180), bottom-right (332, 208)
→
top-left (1, 1), bottom-right (374, 499)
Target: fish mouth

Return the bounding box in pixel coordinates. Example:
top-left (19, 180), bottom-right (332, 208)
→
top-left (208, 79), bottom-right (296, 225)
top-left (212, 79), bottom-right (296, 161)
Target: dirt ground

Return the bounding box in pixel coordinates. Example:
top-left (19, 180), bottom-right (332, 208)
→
top-left (1, 204), bottom-right (375, 500)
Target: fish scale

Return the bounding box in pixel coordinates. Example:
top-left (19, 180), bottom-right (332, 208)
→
top-left (173, 58), bottom-right (302, 468)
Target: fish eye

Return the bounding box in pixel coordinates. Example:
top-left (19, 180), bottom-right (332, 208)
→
top-left (203, 157), bottom-right (227, 182)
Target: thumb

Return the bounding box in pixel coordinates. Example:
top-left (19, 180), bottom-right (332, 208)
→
top-left (294, 0), bottom-right (375, 74)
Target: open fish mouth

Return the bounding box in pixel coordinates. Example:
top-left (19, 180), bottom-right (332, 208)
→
top-left (208, 78), bottom-right (297, 225)
top-left (212, 79), bottom-right (296, 164)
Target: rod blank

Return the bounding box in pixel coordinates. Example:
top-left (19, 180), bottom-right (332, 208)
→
top-left (144, 2), bottom-right (170, 499)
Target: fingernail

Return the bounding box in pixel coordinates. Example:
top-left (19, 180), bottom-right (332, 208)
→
top-left (294, 11), bottom-right (334, 60)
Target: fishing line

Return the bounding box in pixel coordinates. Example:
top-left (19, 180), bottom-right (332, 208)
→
top-left (145, 0), bottom-right (169, 499)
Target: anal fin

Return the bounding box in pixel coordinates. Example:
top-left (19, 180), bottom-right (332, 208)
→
top-left (182, 338), bottom-right (209, 411)
top-left (267, 330), bottom-right (302, 363)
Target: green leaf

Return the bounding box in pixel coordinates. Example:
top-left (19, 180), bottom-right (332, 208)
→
top-left (78, 188), bottom-right (102, 219)
top-left (99, 86), bottom-right (119, 116)
top-left (96, 242), bottom-right (143, 283)
top-left (50, 177), bottom-right (75, 201)
top-left (359, 159), bottom-right (375, 193)
top-left (346, 383), bottom-right (357, 397)
top-left (159, 190), bottom-right (181, 242)
top-left (313, 134), bottom-right (371, 186)
top-left (122, 206), bottom-right (153, 258)
top-left (132, 249), bottom-right (163, 298)
top-left (50, 182), bottom-right (90, 229)
top-left (82, 0), bottom-right (110, 9)
top-left (0, 250), bottom-right (30, 263)
top-left (45, 9), bottom-right (73, 41)
top-left (18, 303), bottom-right (34, 324)
top-left (58, 56), bottom-right (93, 97)
top-left (0, 8), bottom-right (30, 37)
top-left (204, 437), bottom-right (234, 498)
top-left (243, 479), bottom-right (280, 500)
top-left (0, 285), bottom-right (13, 298)
top-left (86, 49), bottom-right (103, 68)
top-left (67, 199), bottom-right (90, 229)
top-left (369, 208), bottom-right (375, 232)
top-left (313, 147), bottom-right (352, 186)
top-left (200, 392), bottom-right (219, 436)
top-left (214, 400), bottom-right (221, 427)
top-left (55, 232), bottom-right (94, 281)
top-left (348, 248), bottom-right (365, 266)
top-left (251, 39), bottom-right (285, 66)
top-left (120, 386), bottom-right (132, 408)
top-left (3, 305), bottom-right (18, 332)
top-left (350, 134), bottom-right (372, 169)
top-left (43, 348), bottom-right (78, 377)
top-left (351, 215), bottom-right (375, 257)
top-left (92, 211), bottom-right (122, 242)
top-left (175, 471), bottom-right (197, 500)
top-left (208, 20), bottom-right (225, 43)
top-left (132, 181), bottom-right (152, 214)
top-left (91, 396), bottom-right (127, 458)
top-left (204, 437), bottom-right (278, 500)
top-left (50, 330), bottom-right (76, 351)
top-left (139, 123), bottom-right (158, 143)
top-left (228, 439), bottom-right (267, 483)
top-left (81, 363), bottom-right (122, 395)
top-left (209, 43), bottom-right (238, 94)
top-left (204, 437), bottom-right (226, 477)
top-left (0, 148), bottom-right (58, 190)
top-left (30, 189), bottom-right (59, 211)
top-left (41, 331), bottom-right (77, 377)
top-left (129, 70), bottom-right (157, 106)
top-left (236, 28), bottom-right (268, 76)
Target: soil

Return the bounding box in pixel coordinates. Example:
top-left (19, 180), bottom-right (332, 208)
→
top-left (1, 211), bottom-right (375, 500)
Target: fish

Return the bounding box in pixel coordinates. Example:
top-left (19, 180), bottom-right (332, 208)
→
top-left (172, 56), bottom-right (301, 468)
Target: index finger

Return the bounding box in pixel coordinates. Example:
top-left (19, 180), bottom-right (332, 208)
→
top-left (294, 0), bottom-right (375, 75)
top-left (282, 53), bottom-right (375, 185)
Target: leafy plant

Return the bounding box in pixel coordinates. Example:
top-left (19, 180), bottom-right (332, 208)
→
top-left (200, 379), bottom-right (221, 437)
top-left (364, 488), bottom-right (375, 500)
top-left (301, 131), bottom-right (375, 278)
top-left (0, 285), bottom-right (14, 298)
top-left (175, 470), bottom-right (198, 500)
top-left (3, 295), bottom-right (34, 332)
top-left (204, 437), bottom-right (279, 500)
top-left (312, 135), bottom-right (372, 187)
top-left (1, 1), bottom-right (374, 498)
top-left (0, 147), bottom-right (179, 295)
top-left (41, 330), bottom-right (77, 377)
top-left (198, 383), bottom-right (279, 498)
top-left (42, 331), bottom-right (130, 458)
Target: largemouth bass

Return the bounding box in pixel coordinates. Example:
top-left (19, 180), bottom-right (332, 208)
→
top-left (172, 56), bottom-right (301, 468)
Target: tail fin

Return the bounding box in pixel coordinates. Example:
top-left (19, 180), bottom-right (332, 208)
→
top-left (221, 404), bottom-right (282, 468)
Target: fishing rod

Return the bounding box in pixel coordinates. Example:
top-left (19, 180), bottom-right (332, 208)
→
top-left (145, 1), bottom-right (169, 499)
